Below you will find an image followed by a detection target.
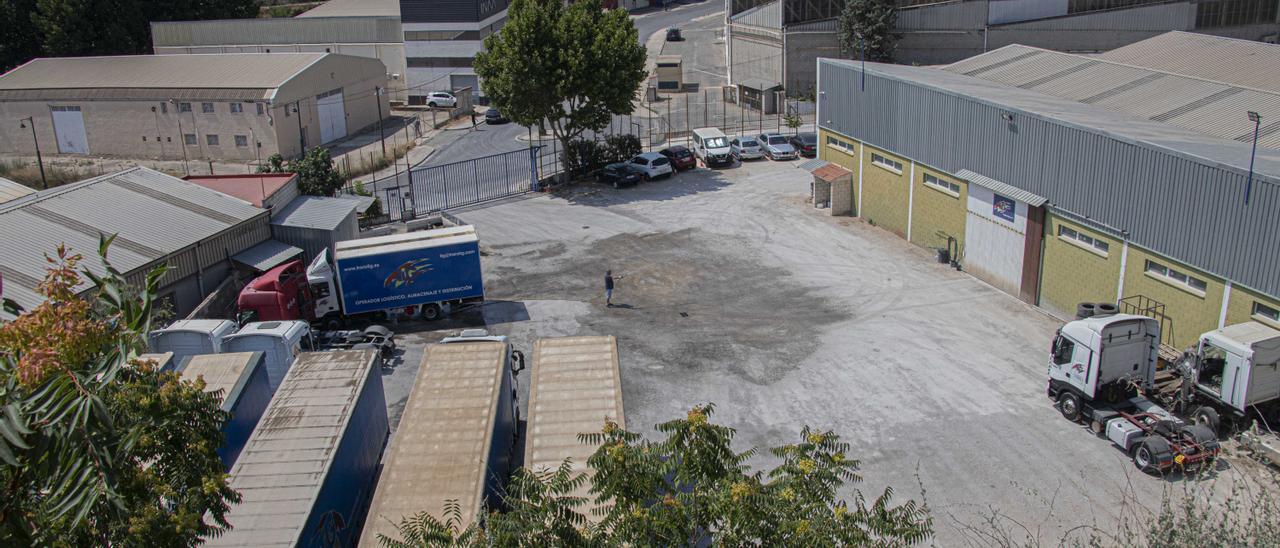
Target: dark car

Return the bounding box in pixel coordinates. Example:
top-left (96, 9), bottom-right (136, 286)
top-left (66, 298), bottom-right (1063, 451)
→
top-left (790, 132), bottom-right (817, 158)
top-left (484, 108), bottom-right (509, 124)
top-left (659, 145), bottom-right (696, 171)
top-left (597, 162), bottom-right (643, 188)
top-left (666, 27), bottom-right (683, 41)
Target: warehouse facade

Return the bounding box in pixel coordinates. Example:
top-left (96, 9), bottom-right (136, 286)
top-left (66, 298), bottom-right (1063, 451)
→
top-left (815, 37), bottom-right (1280, 349)
top-left (0, 53), bottom-right (389, 162)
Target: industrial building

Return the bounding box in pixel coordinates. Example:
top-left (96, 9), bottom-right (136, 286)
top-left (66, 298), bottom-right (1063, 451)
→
top-left (0, 53), bottom-right (389, 162)
top-left (0, 167), bottom-right (271, 320)
top-left (727, 0), bottom-right (1280, 97)
top-left (400, 0), bottom-right (510, 102)
top-left (814, 32), bottom-right (1280, 349)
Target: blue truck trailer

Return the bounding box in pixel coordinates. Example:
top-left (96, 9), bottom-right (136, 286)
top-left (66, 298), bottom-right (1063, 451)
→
top-left (207, 349), bottom-right (389, 548)
top-left (176, 351), bottom-right (271, 470)
top-left (306, 225), bottom-right (484, 323)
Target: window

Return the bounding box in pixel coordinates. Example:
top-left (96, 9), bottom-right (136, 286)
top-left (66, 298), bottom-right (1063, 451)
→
top-left (179, 102), bottom-right (192, 113)
top-left (183, 134), bottom-right (196, 145)
top-left (1145, 260), bottom-right (1208, 294)
top-left (256, 103), bottom-right (265, 115)
top-left (871, 153), bottom-right (903, 173)
top-left (159, 102), bottom-right (167, 114)
top-left (403, 30), bottom-right (482, 41)
top-left (923, 173), bottom-right (960, 196)
top-left (1253, 302), bottom-right (1280, 323)
top-left (1052, 336), bottom-right (1075, 366)
top-left (206, 134), bottom-right (219, 146)
top-left (1196, 0), bottom-right (1277, 28)
top-left (234, 135), bottom-right (249, 147)
top-left (229, 103), bottom-right (243, 114)
top-left (201, 102), bottom-right (214, 114)
top-left (825, 135), bottom-right (854, 153)
top-left (1058, 225), bottom-right (1110, 256)
top-left (141, 136), bottom-right (147, 142)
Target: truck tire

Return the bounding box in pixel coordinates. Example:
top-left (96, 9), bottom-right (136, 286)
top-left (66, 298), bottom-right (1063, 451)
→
top-left (1191, 406), bottom-right (1220, 437)
top-left (421, 303), bottom-right (442, 321)
top-left (1132, 437), bottom-right (1171, 475)
top-left (1058, 392), bottom-right (1083, 423)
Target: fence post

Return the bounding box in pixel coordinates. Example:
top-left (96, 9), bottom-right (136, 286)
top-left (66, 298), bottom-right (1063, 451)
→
top-left (530, 146), bottom-right (539, 192)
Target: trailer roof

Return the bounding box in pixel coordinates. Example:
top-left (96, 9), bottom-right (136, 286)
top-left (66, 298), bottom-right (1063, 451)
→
top-left (360, 341), bottom-right (506, 545)
top-left (525, 336), bottom-right (624, 521)
top-left (178, 352), bottom-right (263, 413)
top-left (335, 225), bottom-right (477, 259)
top-left (223, 320), bottom-right (308, 341)
top-left (207, 350), bottom-right (378, 547)
top-left (1212, 322), bottom-right (1280, 356)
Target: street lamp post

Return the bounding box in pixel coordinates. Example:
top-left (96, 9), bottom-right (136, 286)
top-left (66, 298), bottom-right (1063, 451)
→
top-left (1246, 111), bottom-right (1261, 205)
top-left (375, 87), bottom-right (387, 159)
top-left (17, 117), bottom-right (47, 189)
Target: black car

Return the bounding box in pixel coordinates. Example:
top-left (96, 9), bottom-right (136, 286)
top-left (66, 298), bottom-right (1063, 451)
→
top-left (597, 162), bottom-right (643, 188)
top-left (789, 132), bottom-right (818, 158)
top-left (484, 108), bottom-right (509, 124)
top-left (666, 27), bottom-right (683, 41)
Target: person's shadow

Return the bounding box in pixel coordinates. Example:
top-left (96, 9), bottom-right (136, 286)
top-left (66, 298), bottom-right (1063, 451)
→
top-left (608, 303), bottom-right (638, 310)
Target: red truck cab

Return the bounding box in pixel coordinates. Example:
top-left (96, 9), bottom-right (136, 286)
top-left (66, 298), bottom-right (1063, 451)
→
top-left (237, 260), bottom-right (314, 322)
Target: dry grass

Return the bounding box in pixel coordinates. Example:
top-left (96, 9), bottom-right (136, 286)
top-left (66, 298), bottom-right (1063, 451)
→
top-left (0, 159), bottom-right (94, 189)
top-left (339, 141), bottom-right (415, 180)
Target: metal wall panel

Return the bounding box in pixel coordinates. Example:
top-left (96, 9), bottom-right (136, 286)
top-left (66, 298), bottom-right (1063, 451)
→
top-left (897, 0), bottom-right (989, 30)
top-left (151, 17), bottom-right (403, 47)
top-left (730, 34), bottom-right (784, 88)
top-left (818, 60), bottom-right (1280, 297)
top-left (997, 2), bottom-right (1194, 30)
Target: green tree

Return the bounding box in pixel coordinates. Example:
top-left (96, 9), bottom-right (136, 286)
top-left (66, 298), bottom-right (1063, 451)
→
top-left (0, 237), bottom-right (238, 545)
top-left (382, 404), bottom-right (933, 546)
top-left (837, 0), bottom-right (898, 63)
top-left (474, 0), bottom-right (647, 156)
top-left (260, 148), bottom-right (345, 197)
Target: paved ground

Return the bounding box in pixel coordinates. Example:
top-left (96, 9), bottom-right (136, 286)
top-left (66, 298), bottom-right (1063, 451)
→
top-left (368, 159), bottom-right (1234, 544)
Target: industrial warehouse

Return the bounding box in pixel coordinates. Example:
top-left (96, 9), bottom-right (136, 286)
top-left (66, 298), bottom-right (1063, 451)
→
top-left (814, 31), bottom-right (1280, 349)
top-left (0, 52), bottom-right (389, 162)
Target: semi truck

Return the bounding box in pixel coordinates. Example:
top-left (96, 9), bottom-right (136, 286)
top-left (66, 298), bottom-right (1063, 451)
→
top-left (360, 329), bottom-right (524, 545)
top-left (176, 351), bottom-right (271, 470)
top-left (237, 225), bottom-right (485, 327)
top-left (524, 335), bottom-right (624, 521)
top-left (148, 319), bottom-right (238, 366)
top-left (209, 349), bottom-right (389, 548)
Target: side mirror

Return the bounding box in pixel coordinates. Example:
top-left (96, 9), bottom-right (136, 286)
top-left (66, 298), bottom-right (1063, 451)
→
top-left (511, 350), bottom-right (525, 374)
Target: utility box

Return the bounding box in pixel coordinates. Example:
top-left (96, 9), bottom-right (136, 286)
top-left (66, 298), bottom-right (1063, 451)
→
top-left (656, 55), bottom-right (683, 91)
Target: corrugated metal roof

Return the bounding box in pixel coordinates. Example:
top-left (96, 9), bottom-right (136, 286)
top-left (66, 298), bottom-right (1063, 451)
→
top-left (0, 177), bottom-right (34, 204)
top-left (730, 0), bottom-right (783, 29)
top-left (945, 45), bottom-right (1280, 149)
top-left (0, 53), bottom-right (326, 91)
top-left (151, 16), bottom-right (402, 46)
top-left (813, 163), bottom-right (853, 182)
top-left (0, 167), bottom-right (265, 317)
top-left (797, 158), bottom-right (828, 172)
top-left (955, 169), bottom-right (1047, 206)
top-left (271, 196), bottom-right (359, 231)
top-left (1098, 31), bottom-right (1280, 92)
top-left (178, 352), bottom-right (263, 412)
top-left (231, 239), bottom-right (303, 271)
top-left (210, 350), bottom-right (379, 547)
top-left (299, 0), bottom-right (400, 18)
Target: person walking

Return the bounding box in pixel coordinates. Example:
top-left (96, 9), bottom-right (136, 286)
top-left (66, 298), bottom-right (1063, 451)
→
top-left (605, 270), bottom-right (617, 307)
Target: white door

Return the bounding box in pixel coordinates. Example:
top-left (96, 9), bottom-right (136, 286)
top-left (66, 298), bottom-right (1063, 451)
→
top-left (316, 88), bottom-right (347, 144)
top-left (963, 184), bottom-right (1027, 296)
top-left (51, 106), bottom-right (89, 154)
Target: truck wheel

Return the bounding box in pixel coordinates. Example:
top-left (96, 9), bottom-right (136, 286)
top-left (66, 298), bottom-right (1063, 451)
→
top-left (1058, 392), bottom-right (1082, 423)
top-left (1192, 406), bottom-right (1220, 437)
top-left (421, 303), bottom-right (442, 321)
top-left (1131, 437), bottom-right (1170, 475)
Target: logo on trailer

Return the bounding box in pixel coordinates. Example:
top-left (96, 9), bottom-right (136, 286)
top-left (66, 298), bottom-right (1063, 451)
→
top-left (310, 509), bottom-right (347, 547)
top-left (384, 258), bottom-right (433, 288)
top-left (992, 194), bottom-right (1016, 223)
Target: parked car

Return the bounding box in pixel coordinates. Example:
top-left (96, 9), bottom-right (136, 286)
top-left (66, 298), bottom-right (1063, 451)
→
top-left (484, 108), bottom-right (509, 124)
top-left (660, 145), bottom-right (697, 171)
top-left (789, 132), bottom-right (817, 158)
top-left (629, 152), bottom-right (675, 180)
top-left (730, 136), bottom-right (765, 160)
top-left (666, 28), bottom-right (683, 41)
top-left (757, 132), bottom-right (797, 160)
top-left (426, 91), bottom-right (457, 108)
top-left (597, 162), bottom-right (643, 188)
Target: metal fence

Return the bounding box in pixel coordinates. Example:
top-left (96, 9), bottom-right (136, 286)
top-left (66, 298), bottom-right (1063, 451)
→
top-left (347, 147), bottom-right (539, 225)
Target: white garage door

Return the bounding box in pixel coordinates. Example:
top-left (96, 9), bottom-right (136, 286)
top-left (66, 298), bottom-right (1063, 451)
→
top-left (316, 88), bottom-right (347, 144)
top-left (964, 184), bottom-right (1027, 296)
top-left (51, 106), bottom-right (89, 154)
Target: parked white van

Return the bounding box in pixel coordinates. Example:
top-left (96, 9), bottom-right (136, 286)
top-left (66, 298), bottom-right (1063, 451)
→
top-left (691, 128), bottom-right (733, 167)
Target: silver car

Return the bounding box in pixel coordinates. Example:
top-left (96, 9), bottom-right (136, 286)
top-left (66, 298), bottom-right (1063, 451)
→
top-left (730, 136), bottom-right (765, 160)
top-left (757, 133), bottom-right (797, 160)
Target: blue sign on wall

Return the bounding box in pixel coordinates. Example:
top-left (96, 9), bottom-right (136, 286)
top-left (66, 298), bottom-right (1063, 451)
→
top-left (992, 194), bottom-right (1016, 223)
top-left (336, 240), bottom-right (484, 315)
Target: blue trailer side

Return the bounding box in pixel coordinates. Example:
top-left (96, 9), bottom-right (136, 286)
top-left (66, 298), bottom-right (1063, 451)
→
top-left (333, 227), bottom-right (484, 316)
top-left (207, 349), bottom-right (389, 548)
top-left (177, 351), bottom-right (272, 471)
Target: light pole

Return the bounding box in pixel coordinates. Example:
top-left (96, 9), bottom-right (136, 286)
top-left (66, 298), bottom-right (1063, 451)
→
top-left (375, 87), bottom-right (387, 159)
top-left (17, 117), bottom-right (47, 190)
top-left (170, 100), bottom-right (191, 176)
top-left (1246, 111), bottom-right (1261, 205)
top-left (294, 102), bottom-right (306, 157)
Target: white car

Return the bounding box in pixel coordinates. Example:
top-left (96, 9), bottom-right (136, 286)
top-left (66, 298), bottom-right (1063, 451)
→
top-left (730, 136), bottom-right (765, 160)
top-left (425, 91), bottom-right (457, 108)
top-left (629, 152), bottom-right (675, 180)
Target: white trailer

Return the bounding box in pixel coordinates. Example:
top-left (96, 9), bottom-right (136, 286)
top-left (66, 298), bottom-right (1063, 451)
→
top-left (147, 319), bottom-right (237, 365)
top-left (221, 320), bottom-right (313, 394)
top-left (524, 336), bottom-right (624, 520)
top-left (359, 330), bottom-right (524, 545)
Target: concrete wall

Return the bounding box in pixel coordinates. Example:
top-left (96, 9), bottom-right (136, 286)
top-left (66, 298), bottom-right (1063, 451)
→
top-left (1038, 213), bottom-right (1124, 319)
top-left (782, 31), bottom-right (838, 97)
top-left (909, 164), bottom-right (967, 252)
top-left (859, 144), bottom-right (910, 239)
top-left (1121, 245), bottom-right (1226, 349)
top-left (273, 54), bottom-right (390, 159)
top-left (1225, 284), bottom-right (1280, 332)
top-left (728, 31), bottom-right (783, 89)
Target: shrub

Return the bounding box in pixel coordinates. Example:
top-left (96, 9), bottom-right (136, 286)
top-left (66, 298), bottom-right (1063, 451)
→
top-left (562, 138), bottom-right (604, 177)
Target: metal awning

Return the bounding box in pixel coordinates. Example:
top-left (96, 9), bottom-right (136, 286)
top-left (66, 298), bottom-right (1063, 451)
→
top-left (335, 194), bottom-right (377, 214)
top-left (231, 239), bottom-right (303, 272)
top-left (956, 169), bottom-right (1048, 206)
top-left (797, 158), bottom-right (829, 172)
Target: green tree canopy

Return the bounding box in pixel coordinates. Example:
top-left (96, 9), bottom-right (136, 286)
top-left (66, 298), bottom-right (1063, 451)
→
top-left (837, 0), bottom-right (898, 63)
top-left (259, 148), bottom-right (345, 197)
top-left (0, 238), bottom-right (238, 545)
top-left (474, 0), bottom-right (647, 152)
top-left (382, 404), bottom-right (933, 546)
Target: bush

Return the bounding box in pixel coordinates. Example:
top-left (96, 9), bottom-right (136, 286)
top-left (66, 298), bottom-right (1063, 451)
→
top-left (603, 134), bottom-right (642, 164)
top-left (561, 138), bottom-right (604, 177)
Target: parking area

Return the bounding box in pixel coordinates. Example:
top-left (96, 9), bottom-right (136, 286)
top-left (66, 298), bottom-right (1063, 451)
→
top-left (377, 159), bottom-right (1180, 543)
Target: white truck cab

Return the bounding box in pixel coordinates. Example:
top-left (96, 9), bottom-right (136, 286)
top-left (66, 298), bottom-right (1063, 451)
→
top-left (1190, 322), bottom-right (1280, 417)
top-left (222, 320), bottom-right (314, 394)
top-left (1047, 314), bottom-right (1160, 409)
